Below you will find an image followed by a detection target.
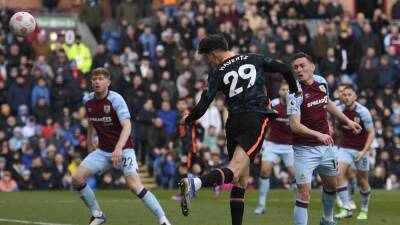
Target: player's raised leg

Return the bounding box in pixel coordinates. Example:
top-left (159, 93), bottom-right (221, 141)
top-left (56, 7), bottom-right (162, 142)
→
top-left (72, 163), bottom-right (106, 225)
top-left (255, 159), bottom-right (273, 214)
top-left (179, 145), bottom-right (248, 216)
top-left (122, 149), bottom-right (171, 225)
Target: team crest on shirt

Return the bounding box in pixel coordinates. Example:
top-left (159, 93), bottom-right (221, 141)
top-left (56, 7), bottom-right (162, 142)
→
top-left (354, 116), bottom-right (361, 124)
top-left (104, 105), bottom-right (111, 114)
top-left (300, 173), bottom-right (305, 180)
top-left (305, 93), bottom-right (310, 99)
top-left (319, 85), bottom-right (327, 93)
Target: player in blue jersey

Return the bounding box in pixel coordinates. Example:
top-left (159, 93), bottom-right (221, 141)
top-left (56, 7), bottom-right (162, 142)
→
top-left (71, 68), bottom-right (171, 225)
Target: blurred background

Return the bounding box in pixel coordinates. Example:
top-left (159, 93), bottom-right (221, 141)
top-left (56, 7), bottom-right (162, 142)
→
top-left (0, 0), bottom-right (400, 193)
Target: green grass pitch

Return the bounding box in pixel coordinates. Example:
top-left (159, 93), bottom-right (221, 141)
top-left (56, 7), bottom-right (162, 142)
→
top-left (0, 189), bottom-right (399, 225)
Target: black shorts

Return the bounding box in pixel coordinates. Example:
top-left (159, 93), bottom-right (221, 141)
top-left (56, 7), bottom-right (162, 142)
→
top-left (225, 112), bottom-right (271, 162)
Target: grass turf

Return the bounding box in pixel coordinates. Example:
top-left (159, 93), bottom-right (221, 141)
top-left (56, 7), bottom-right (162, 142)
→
top-left (0, 189), bottom-right (399, 225)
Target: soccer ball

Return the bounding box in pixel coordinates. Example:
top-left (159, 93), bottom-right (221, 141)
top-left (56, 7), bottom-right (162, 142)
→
top-left (9, 12), bottom-right (36, 37)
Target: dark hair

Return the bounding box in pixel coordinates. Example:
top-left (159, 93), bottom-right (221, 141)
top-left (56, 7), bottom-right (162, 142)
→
top-left (291, 51), bottom-right (314, 63)
top-left (198, 34), bottom-right (229, 55)
top-left (343, 84), bottom-right (356, 92)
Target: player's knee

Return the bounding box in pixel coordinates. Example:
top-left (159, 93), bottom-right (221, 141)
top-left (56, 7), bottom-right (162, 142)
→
top-left (296, 186), bottom-right (310, 201)
top-left (261, 166), bottom-right (272, 177)
top-left (72, 173), bottom-right (85, 186)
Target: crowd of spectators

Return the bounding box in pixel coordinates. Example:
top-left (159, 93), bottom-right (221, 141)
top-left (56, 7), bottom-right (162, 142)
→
top-left (1, 0), bottom-right (400, 192)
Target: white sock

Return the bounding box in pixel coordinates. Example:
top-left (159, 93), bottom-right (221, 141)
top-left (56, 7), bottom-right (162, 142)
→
top-left (92, 209), bottom-right (102, 217)
top-left (194, 177), bottom-right (202, 191)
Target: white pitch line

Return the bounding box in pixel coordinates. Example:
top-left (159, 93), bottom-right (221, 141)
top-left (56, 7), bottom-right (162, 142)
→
top-left (0, 218), bottom-right (76, 225)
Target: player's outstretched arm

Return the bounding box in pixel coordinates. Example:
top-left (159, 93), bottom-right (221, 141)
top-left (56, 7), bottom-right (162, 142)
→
top-left (263, 59), bottom-right (299, 94)
top-left (327, 100), bottom-right (362, 134)
top-left (184, 90), bottom-right (214, 124)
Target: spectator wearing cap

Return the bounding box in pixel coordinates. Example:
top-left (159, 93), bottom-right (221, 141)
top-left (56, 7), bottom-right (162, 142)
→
top-left (9, 127), bottom-right (24, 152)
top-left (65, 35), bottom-right (92, 74)
top-left (0, 171), bottom-right (19, 192)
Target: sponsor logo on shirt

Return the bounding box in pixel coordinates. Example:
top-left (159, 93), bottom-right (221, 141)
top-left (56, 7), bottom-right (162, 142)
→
top-left (104, 105), bottom-right (111, 114)
top-left (307, 96), bottom-right (328, 108)
top-left (89, 117), bottom-right (112, 123)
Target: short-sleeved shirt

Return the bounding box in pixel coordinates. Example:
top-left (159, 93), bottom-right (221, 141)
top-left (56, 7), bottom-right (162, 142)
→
top-left (83, 91), bottom-right (134, 152)
top-left (205, 54), bottom-right (277, 116)
top-left (338, 102), bottom-right (373, 151)
top-left (287, 75), bottom-right (330, 146)
top-left (266, 98), bottom-right (292, 145)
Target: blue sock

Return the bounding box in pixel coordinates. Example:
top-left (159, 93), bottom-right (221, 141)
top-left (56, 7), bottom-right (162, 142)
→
top-left (258, 176), bottom-right (270, 208)
top-left (348, 178), bottom-right (356, 201)
top-left (337, 185), bottom-right (350, 210)
top-left (360, 188), bottom-right (371, 212)
top-left (322, 189), bottom-right (336, 222)
top-left (137, 187), bottom-right (165, 219)
top-left (294, 199), bottom-right (309, 225)
top-left (75, 183), bottom-right (101, 216)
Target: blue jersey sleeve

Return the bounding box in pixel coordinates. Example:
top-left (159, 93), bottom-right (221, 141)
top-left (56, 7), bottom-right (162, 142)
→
top-left (286, 93), bottom-right (303, 116)
top-left (357, 104), bottom-right (374, 129)
top-left (109, 92), bottom-right (131, 121)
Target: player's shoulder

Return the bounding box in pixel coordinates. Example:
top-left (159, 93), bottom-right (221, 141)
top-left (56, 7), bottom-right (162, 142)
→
top-left (313, 75), bottom-right (328, 85)
top-left (271, 98), bottom-right (280, 107)
top-left (107, 91), bottom-right (125, 104)
top-left (355, 102), bottom-right (371, 116)
top-left (83, 92), bottom-right (95, 104)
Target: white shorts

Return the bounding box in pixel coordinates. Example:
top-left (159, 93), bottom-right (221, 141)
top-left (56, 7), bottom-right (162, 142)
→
top-left (81, 148), bottom-right (138, 176)
top-left (261, 141), bottom-right (294, 167)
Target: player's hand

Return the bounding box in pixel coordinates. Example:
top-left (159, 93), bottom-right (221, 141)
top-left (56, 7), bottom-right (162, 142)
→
top-left (295, 89), bottom-right (302, 97)
top-left (348, 120), bottom-right (362, 134)
top-left (317, 133), bottom-right (334, 145)
top-left (355, 150), bottom-right (368, 162)
top-left (112, 147), bottom-right (123, 167)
